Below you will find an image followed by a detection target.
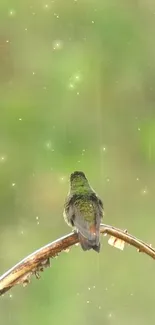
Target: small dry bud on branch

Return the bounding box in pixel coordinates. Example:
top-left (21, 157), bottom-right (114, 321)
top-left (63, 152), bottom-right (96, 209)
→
top-left (0, 223), bottom-right (154, 296)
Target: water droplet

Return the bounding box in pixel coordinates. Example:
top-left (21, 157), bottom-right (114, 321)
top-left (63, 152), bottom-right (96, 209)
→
top-left (88, 287), bottom-right (91, 291)
top-left (59, 176), bottom-right (66, 183)
top-left (87, 300), bottom-right (90, 304)
top-left (19, 118), bottom-right (22, 121)
top-left (9, 9), bottom-right (16, 16)
top-left (141, 187), bottom-right (148, 195)
top-left (0, 155), bottom-right (7, 163)
top-left (64, 248), bottom-right (70, 253)
top-left (12, 183), bottom-right (16, 187)
top-left (138, 127), bottom-right (141, 131)
top-left (36, 216), bottom-right (39, 220)
top-left (53, 40), bottom-right (63, 50)
top-left (92, 20), bottom-right (95, 24)
top-left (45, 140), bottom-right (52, 150)
top-left (69, 83), bottom-right (74, 89)
top-left (54, 14), bottom-right (59, 18)
top-left (74, 74), bottom-right (81, 82)
top-left (9, 294), bottom-right (13, 298)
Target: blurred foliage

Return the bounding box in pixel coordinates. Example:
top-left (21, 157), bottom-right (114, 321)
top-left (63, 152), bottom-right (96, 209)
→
top-left (0, 0), bottom-right (155, 324)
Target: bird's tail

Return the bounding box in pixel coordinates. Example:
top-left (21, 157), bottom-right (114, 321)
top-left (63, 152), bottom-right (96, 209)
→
top-left (78, 232), bottom-right (100, 253)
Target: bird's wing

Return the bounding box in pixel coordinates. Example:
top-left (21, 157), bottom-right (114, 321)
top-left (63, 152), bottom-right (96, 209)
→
top-left (63, 195), bottom-right (75, 227)
top-left (93, 192), bottom-right (104, 219)
top-left (72, 199), bottom-right (101, 243)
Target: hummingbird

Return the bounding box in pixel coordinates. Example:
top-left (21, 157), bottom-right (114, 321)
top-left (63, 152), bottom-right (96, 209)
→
top-left (63, 171), bottom-right (104, 252)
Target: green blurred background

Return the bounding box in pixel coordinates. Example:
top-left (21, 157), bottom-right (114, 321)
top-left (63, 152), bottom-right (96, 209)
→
top-left (0, 0), bottom-right (155, 324)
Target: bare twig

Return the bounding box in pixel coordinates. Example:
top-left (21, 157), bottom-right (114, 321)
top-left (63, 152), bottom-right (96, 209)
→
top-left (0, 223), bottom-right (154, 296)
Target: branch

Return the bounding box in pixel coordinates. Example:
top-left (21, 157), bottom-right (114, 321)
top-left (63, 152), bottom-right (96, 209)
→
top-left (0, 223), bottom-right (154, 296)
